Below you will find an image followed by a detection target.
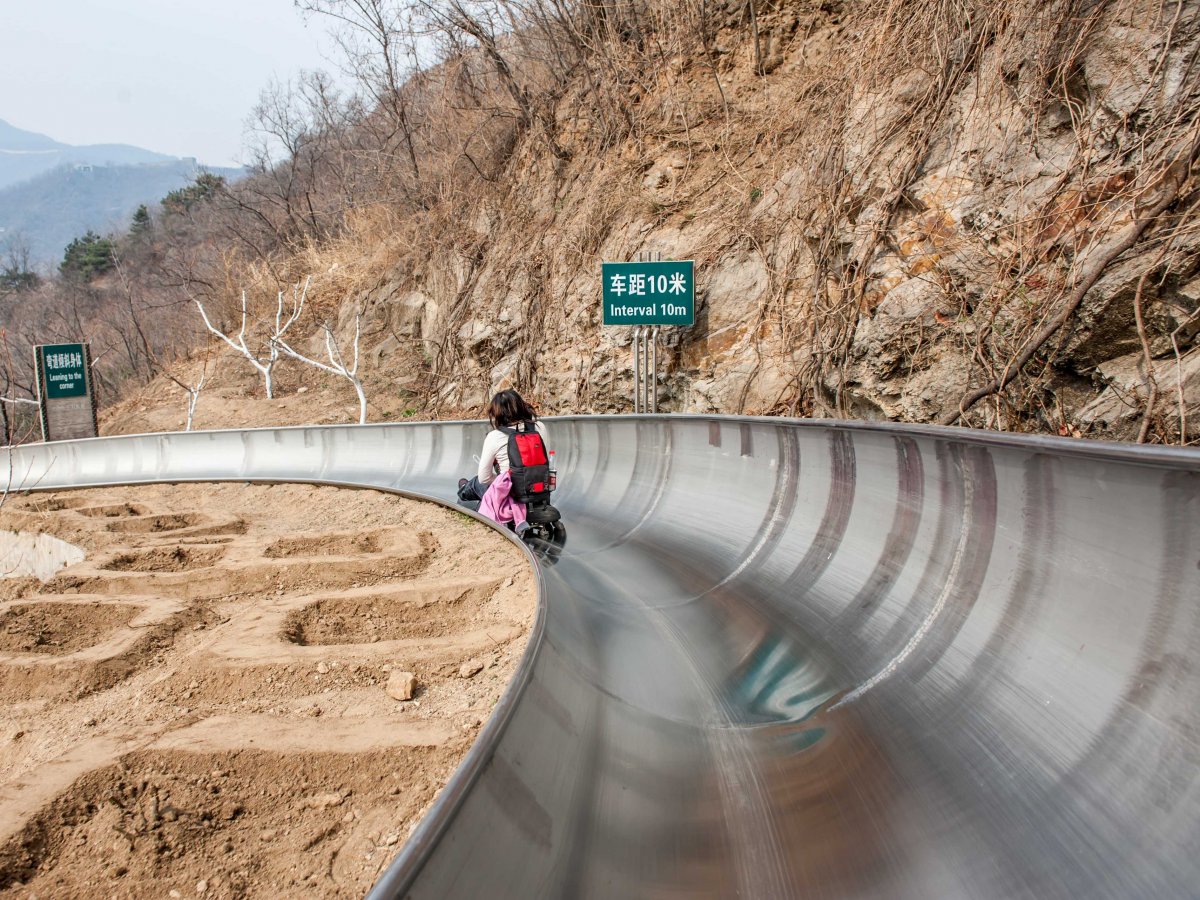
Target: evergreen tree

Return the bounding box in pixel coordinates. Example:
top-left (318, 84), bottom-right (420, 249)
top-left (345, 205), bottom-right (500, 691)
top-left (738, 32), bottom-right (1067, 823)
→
top-left (129, 204), bottom-right (152, 238)
top-left (162, 172), bottom-right (226, 215)
top-left (60, 230), bottom-right (116, 280)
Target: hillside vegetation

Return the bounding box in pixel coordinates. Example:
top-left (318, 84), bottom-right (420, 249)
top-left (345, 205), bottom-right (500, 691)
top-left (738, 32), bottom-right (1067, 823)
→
top-left (0, 160), bottom-right (246, 264)
top-left (10, 0), bottom-right (1200, 444)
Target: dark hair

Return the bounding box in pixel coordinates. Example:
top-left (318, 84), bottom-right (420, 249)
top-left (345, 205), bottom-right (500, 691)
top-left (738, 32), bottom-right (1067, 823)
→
top-left (487, 389), bottom-right (536, 429)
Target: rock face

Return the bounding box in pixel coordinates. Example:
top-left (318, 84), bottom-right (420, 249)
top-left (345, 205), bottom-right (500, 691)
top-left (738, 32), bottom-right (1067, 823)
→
top-left (341, 0), bottom-right (1200, 442)
top-left (1079, 349), bottom-right (1200, 441)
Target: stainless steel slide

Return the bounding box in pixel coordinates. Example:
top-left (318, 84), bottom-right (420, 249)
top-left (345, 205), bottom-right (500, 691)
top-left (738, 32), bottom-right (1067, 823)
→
top-left (6, 416), bottom-right (1200, 898)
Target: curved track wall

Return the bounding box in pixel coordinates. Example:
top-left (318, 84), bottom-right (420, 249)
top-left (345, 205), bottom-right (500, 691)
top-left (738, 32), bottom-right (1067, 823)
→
top-left (5, 417), bottom-right (1199, 899)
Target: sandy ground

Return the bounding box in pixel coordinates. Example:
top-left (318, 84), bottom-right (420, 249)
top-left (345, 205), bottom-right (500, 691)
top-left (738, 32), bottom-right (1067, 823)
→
top-left (0, 483), bottom-right (536, 898)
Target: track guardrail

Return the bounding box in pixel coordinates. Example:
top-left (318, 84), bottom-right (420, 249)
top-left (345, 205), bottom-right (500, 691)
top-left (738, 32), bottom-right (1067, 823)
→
top-left (7, 416), bottom-right (1200, 898)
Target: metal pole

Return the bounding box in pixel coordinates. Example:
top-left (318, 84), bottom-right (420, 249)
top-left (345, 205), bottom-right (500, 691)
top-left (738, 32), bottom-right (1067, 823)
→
top-left (636, 327), bottom-right (642, 414)
top-left (650, 327), bottom-right (658, 414)
top-left (642, 328), bottom-right (650, 413)
top-left (632, 326), bottom-right (642, 413)
top-left (635, 250), bottom-right (646, 414)
top-left (650, 251), bottom-right (662, 414)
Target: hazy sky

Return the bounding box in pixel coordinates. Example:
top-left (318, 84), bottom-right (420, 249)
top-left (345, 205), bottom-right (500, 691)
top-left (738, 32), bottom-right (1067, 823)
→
top-left (0, 0), bottom-right (344, 167)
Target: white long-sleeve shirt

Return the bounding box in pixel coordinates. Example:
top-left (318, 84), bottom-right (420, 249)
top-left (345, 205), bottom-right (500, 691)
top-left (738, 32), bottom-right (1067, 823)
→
top-left (478, 421), bottom-right (550, 485)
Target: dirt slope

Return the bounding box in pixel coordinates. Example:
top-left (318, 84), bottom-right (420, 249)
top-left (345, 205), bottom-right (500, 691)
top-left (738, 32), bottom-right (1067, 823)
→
top-left (0, 483), bottom-right (535, 898)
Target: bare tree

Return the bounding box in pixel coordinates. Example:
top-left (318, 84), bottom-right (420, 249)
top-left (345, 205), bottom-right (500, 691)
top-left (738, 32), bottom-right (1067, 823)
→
top-left (243, 72), bottom-right (364, 243)
top-left (0, 329), bottom-right (39, 445)
top-left (275, 307), bottom-right (369, 423)
top-left (0, 235), bottom-right (39, 296)
top-left (194, 278), bottom-right (310, 399)
top-left (299, 0), bottom-right (427, 192)
top-left (0, 396), bottom-right (40, 446)
top-left (162, 350), bottom-right (213, 432)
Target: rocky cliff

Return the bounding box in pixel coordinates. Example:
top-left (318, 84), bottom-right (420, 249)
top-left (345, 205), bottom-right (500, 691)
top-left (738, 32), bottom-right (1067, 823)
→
top-left (104, 0), bottom-right (1200, 443)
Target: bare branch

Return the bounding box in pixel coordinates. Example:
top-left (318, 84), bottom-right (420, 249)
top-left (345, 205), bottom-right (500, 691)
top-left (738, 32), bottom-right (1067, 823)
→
top-left (193, 277), bottom-right (310, 400)
top-left (275, 305), bottom-right (368, 424)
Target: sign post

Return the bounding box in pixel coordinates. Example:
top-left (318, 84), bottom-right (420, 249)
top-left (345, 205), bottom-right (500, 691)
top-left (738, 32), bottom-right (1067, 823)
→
top-left (602, 257), bottom-right (694, 412)
top-left (35, 342), bottom-right (98, 441)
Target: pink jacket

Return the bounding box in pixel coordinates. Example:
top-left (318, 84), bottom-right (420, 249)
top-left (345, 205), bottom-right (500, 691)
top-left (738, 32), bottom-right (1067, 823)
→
top-left (479, 470), bottom-right (528, 530)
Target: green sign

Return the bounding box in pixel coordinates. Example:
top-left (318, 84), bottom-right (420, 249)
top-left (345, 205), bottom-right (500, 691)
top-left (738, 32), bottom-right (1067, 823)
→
top-left (602, 260), bottom-right (694, 326)
top-left (38, 343), bottom-right (89, 399)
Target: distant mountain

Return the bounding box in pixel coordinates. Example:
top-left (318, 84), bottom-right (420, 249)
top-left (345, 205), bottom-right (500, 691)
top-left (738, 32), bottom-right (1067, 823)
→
top-left (0, 119), bottom-right (244, 266)
top-left (0, 119), bottom-right (63, 151)
top-left (0, 119), bottom-right (180, 191)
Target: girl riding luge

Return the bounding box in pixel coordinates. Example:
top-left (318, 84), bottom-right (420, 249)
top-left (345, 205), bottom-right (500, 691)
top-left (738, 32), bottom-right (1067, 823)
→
top-left (457, 389), bottom-right (550, 505)
top-left (453, 388), bottom-right (566, 556)
top-left (457, 390), bottom-right (561, 542)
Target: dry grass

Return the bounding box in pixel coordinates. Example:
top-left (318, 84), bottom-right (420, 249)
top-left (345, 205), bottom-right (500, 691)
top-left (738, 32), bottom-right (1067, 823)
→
top-left (124, 0), bottom-right (1200, 442)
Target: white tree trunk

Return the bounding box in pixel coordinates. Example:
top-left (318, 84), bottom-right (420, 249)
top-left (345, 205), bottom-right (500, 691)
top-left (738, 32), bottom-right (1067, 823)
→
top-left (353, 379), bottom-right (367, 425)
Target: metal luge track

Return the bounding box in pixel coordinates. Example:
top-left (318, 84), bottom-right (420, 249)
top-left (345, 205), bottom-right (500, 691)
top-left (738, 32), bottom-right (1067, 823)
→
top-left (7, 416), bottom-right (1200, 898)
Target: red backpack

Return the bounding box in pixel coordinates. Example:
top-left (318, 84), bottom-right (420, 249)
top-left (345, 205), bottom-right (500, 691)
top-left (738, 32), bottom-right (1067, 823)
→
top-left (502, 421), bottom-right (551, 504)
